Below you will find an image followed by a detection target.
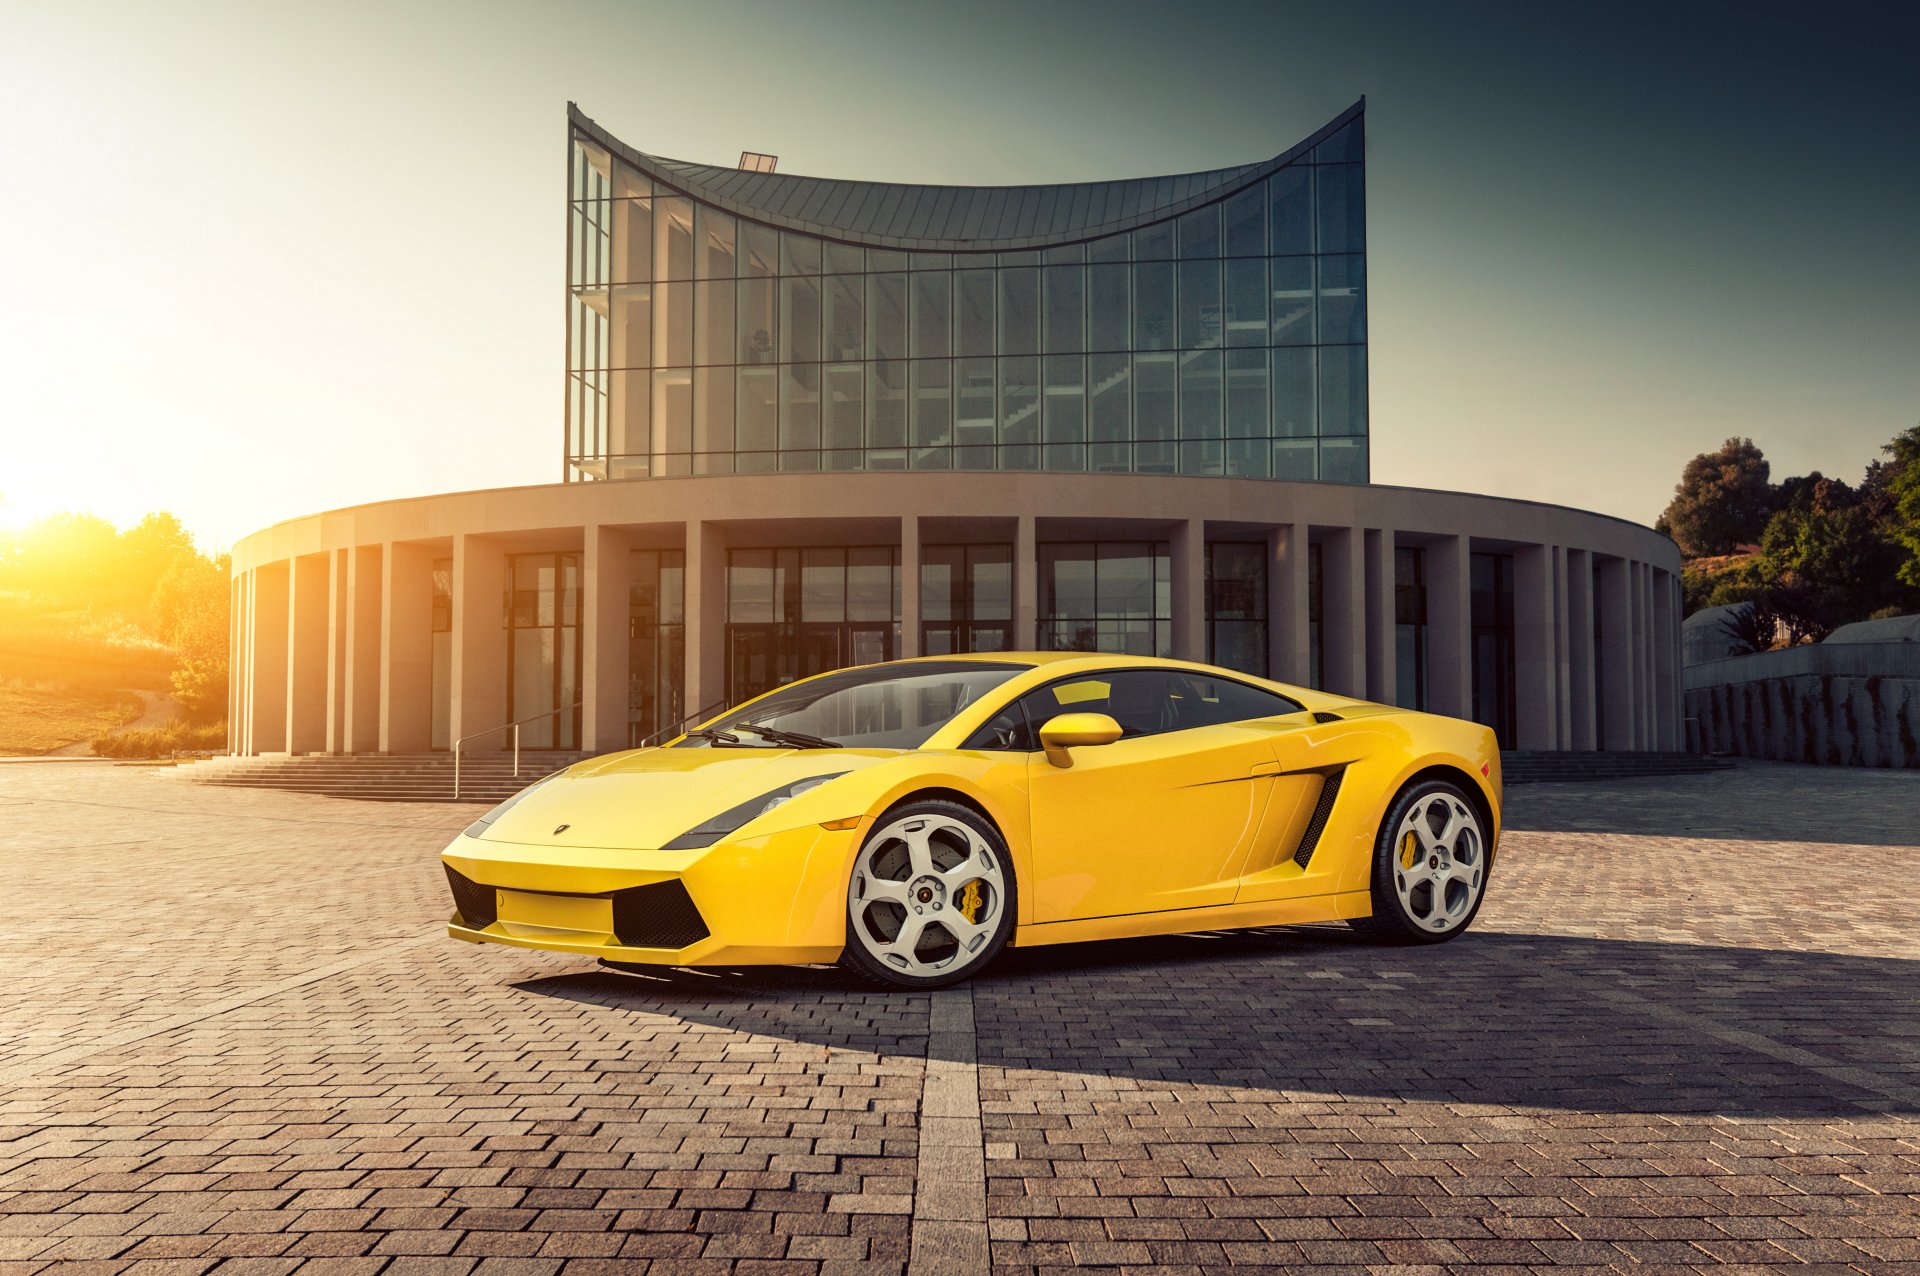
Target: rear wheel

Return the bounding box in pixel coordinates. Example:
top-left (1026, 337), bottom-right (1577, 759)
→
top-left (841, 800), bottom-right (1016, 989)
top-left (1350, 780), bottom-right (1490, 944)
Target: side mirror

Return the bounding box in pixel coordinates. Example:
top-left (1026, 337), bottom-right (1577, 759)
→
top-left (1038, 712), bottom-right (1123, 768)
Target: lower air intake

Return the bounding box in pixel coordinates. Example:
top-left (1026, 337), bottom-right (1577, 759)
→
top-left (1292, 767), bottom-right (1346, 869)
top-left (612, 880), bottom-right (710, 949)
top-left (444, 865), bottom-right (498, 929)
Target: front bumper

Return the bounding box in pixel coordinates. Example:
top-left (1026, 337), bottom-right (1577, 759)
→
top-left (440, 821), bottom-right (859, 967)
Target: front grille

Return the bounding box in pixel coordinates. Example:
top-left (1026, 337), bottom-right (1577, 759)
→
top-left (612, 880), bottom-right (710, 949)
top-left (1292, 767), bottom-right (1346, 869)
top-left (445, 865), bottom-right (498, 929)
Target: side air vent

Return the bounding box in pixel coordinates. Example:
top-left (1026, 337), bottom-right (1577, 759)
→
top-left (612, 880), bottom-right (710, 949)
top-left (1311, 711), bottom-right (1343, 724)
top-left (1292, 767), bottom-right (1347, 869)
top-left (444, 865), bottom-right (498, 929)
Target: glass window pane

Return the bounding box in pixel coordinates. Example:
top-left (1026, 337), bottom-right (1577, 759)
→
top-left (609, 156), bottom-right (647, 200)
top-left (781, 232), bottom-right (822, 275)
top-left (972, 545), bottom-right (1012, 620)
top-left (1180, 349), bottom-right (1221, 439)
top-left (694, 366), bottom-right (733, 459)
top-left (868, 272), bottom-right (907, 363)
top-left (1317, 163), bottom-right (1364, 254)
top-left (825, 276), bottom-right (863, 361)
top-left (779, 276), bottom-right (821, 363)
top-left (869, 248), bottom-right (908, 271)
top-left (801, 548), bottom-right (845, 622)
top-left (1273, 438), bottom-right (1315, 480)
top-left (1318, 345), bottom-right (1367, 437)
top-left (738, 278), bottom-right (776, 365)
top-left (921, 545), bottom-right (960, 623)
top-left (1134, 352), bottom-right (1176, 440)
top-left (847, 547), bottom-right (893, 621)
top-left (740, 221), bottom-right (779, 277)
top-left (1178, 204), bottom-right (1220, 257)
top-left (693, 279), bottom-right (733, 366)
top-left (998, 249), bottom-right (1038, 267)
top-left (1223, 185), bottom-right (1264, 257)
top-left (1272, 347), bottom-right (1315, 438)
top-left (609, 369), bottom-right (650, 466)
top-left (1086, 264), bottom-right (1129, 353)
top-left (956, 270), bottom-right (995, 357)
top-left (729, 549), bottom-right (774, 622)
top-left (1134, 222), bottom-right (1174, 261)
top-left (696, 206), bottom-right (735, 279)
top-left (1269, 166), bottom-right (1313, 256)
top-left (736, 367), bottom-right (778, 452)
top-left (1270, 256), bottom-right (1314, 346)
top-left (1320, 437), bottom-right (1367, 483)
top-left (1225, 437), bottom-right (1266, 478)
top-left (1224, 259), bottom-right (1265, 347)
top-left (1099, 545), bottom-right (1155, 618)
top-left (781, 364), bottom-right (820, 454)
top-left (1042, 544), bottom-right (1096, 618)
top-left (1042, 243), bottom-right (1083, 265)
top-left (869, 360), bottom-right (906, 448)
top-left (1000, 356), bottom-right (1039, 469)
top-left (613, 198), bottom-right (652, 283)
top-left (1178, 259), bottom-right (1221, 348)
top-left (1225, 348), bottom-right (1267, 438)
top-left (611, 285), bottom-right (650, 369)
top-left (824, 241), bottom-right (864, 274)
top-left (1088, 352), bottom-right (1130, 442)
top-left (1133, 261), bottom-right (1174, 350)
top-left (911, 360), bottom-right (951, 449)
top-left (912, 251), bottom-right (952, 269)
top-left (824, 363), bottom-right (863, 454)
top-left (1086, 232), bottom-right (1129, 264)
top-left (655, 280), bottom-right (692, 367)
top-left (998, 267), bottom-right (1039, 356)
top-left (954, 358), bottom-right (995, 447)
top-left (1314, 120), bottom-right (1361, 163)
top-left (1043, 264), bottom-right (1084, 354)
top-left (653, 369), bottom-right (693, 474)
top-left (1318, 253), bottom-right (1366, 345)
top-left (910, 271), bottom-right (949, 358)
top-left (655, 197), bottom-right (693, 280)
top-left (1044, 354), bottom-right (1084, 446)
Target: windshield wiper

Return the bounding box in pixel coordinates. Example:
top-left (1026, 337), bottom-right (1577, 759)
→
top-left (682, 727), bottom-right (742, 746)
top-left (736, 724), bottom-right (843, 750)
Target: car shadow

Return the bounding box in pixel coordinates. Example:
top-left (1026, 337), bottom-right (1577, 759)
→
top-left (514, 926), bottom-right (1920, 1119)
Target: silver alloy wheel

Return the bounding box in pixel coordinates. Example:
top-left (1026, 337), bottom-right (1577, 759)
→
top-left (1392, 790), bottom-right (1486, 933)
top-left (847, 811), bottom-right (1007, 978)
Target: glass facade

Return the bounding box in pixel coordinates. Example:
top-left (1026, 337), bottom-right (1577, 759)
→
top-left (725, 547), bottom-right (900, 702)
top-left (1205, 542), bottom-right (1268, 676)
top-left (920, 544), bottom-right (1013, 656)
top-left (1394, 547), bottom-right (1427, 710)
top-left (431, 558), bottom-right (452, 750)
top-left (566, 116), bottom-right (1367, 483)
top-left (629, 549), bottom-right (685, 745)
top-left (1037, 543), bottom-right (1171, 656)
top-left (507, 553), bottom-right (582, 749)
top-left (1471, 552), bottom-right (1516, 747)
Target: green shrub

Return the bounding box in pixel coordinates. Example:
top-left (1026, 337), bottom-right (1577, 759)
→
top-left (91, 720), bottom-right (227, 758)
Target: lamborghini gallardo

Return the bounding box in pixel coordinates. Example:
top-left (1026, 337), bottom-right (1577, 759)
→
top-left (443, 653), bottom-right (1501, 988)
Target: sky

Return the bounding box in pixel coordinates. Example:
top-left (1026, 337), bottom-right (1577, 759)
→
top-left (2, 0), bottom-right (1916, 552)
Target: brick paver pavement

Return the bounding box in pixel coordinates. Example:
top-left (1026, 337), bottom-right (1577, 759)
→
top-left (1, 758), bottom-right (1916, 1274)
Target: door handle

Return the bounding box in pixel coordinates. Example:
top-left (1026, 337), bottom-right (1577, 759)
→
top-left (1249, 760), bottom-right (1282, 776)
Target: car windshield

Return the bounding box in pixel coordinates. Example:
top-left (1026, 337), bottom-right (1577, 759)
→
top-left (678, 660), bottom-right (1030, 751)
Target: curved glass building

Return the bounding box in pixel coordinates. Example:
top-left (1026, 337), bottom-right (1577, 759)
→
top-left (565, 102), bottom-right (1367, 484)
top-left (223, 103), bottom-right (1682, 764)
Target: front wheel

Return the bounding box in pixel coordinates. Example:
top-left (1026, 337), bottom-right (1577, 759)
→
top-left (841, 800), bottom-right (1016, 988)
top-left (1350, 780), bottom-right (1490, 944)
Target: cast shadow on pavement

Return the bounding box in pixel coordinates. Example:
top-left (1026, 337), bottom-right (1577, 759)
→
top-left (517, 925), bottom-right (1920, 1120)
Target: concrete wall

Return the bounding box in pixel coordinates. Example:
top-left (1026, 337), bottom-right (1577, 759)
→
top-left (226, 471), bottom-right (1682, 755)
top-left (1683, 642), bottom-right (1920, 767)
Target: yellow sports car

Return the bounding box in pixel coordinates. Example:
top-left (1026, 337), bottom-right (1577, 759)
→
top-left (443, 653), bottom-right (1501, 988)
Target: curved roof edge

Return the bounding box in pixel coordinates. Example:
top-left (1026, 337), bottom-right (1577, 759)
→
top-left (567, 99), bottom-right (1364, 253)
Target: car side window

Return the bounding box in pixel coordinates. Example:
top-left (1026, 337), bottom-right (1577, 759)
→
top-left (1161, 672), bottom-right (1305, 730)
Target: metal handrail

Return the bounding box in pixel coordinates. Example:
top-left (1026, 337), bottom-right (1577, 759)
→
top-left (453, 700), bottom-right (583, 799)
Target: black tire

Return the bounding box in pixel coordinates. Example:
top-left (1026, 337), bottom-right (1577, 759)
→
top-left (1349, 779), bottom-right (1491, 944)
top-left (840, 799), bottom-right (1018, 989)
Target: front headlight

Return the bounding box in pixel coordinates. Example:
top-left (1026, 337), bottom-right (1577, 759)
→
top-left (463, 773), bottom-right (561, 839)
top-left (662, 773), bottom-right (848, 850)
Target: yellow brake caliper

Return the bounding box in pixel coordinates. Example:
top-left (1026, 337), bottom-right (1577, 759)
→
top-left (1399, 831), bottom-right (1420, 870)
top-left (957, 879), bottom-right (984, 924)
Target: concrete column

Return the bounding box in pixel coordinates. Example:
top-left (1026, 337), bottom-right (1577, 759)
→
top-left (342, 546), bottom-right (382, 753)
top-left (1596, 556), bottom-right (1634, 750)
top-left (899, 515), bottom-right (921, 659)
top-left (1637, 562), bottom-right (1657, 751)
top-left (286, 554), bottom-right (330, 755)
top-left (1267, 523), bottom-right (1310, 685)
top-left (1512, 543), bottom-right (1558, 750)
top-left (1014, 513), bottom-right (1037, 650)
top-left (250, 562), bottom-right (290, 754)
top-left (1170, 517), bottom-right (1205, 661)
top-left (324, 549), bottom-right (347, 753)
top-left (582, 525), bottom-right (634, 753)
top-left (1653, 568), bottom-right (1678, 750)
top-left (1551, 546), bottom-right (1572, 749)
top-left (1321, 527), bottom-right (1365, 697)
top-left (1425, 535), bottom-right (1472, 719)
top-left (1364, 528), bottom-right (1395, 704)
top-left (380, 542), bottom-right (435, 752)
top-left (684, 521), bottom-right (727, 712)
top-left (1565, 548), bottom-right (1596, 751)
top-left (229, 572), bottom-right (246, 755)
top-left (451, 534), bottom-right (508, 751)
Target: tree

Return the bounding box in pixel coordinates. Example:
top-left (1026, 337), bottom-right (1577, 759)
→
top-left (152, 551), bottom-right (231, 722)
top-left (1876, 423), bottom-right (1920, 588)
top-left (1659, 437), bottom-right (1774, 557)
top-left (1719, 596), bottom-right (1780, 655)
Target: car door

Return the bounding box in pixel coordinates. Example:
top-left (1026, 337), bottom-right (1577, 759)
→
top-left (1013, 669), bottom-right (1310, 923)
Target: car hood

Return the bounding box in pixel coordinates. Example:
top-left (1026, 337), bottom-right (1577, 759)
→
top-left (471, 746), bottom-right (895, 850)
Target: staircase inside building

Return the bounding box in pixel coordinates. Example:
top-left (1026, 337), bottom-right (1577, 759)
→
top-left (173, 751), bottom-right (596, 803)
top-left (1499, 751), bottom-right (1736, 785)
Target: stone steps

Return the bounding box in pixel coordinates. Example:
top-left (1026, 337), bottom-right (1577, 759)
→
top-left (1500, 750), bottom-right (1736, 785)
top-left (174, 752), bottom-right (596, 803)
